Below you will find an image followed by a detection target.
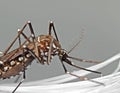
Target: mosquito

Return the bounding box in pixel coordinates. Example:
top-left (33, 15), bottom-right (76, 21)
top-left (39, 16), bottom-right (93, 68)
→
top-left (0, 21), bottom-right (102, 93)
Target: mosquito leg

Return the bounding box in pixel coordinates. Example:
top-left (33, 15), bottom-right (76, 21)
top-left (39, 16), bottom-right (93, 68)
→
top-left (14, 30), bottom-right (23, 83)
top-left (13, 47), bottom-right (27, 93)
top-left (18, 28), bottom-right (32, 44)
top-left (14, 74), bottom-right (22, 83)
top-left (20, 21), bottom-right (36, 43)
top-left (27, 21), bottom-right (36, 41)
top-left (14, 30), bottom-right (22, 83)
top-left (60, 60), bottom-right (104, 85)
top-left (20, 21), bottom-right (37, 54)
top-left (17, 21), bottom-right (36, 43)
top-left (60, 60), bottom-right (88, 80)
top-left (64, 58), bottom-right (102, 75)
top-left (12, 70), bottom-right (26, 93)
top-left (47, 37), bottom-right (54, 65)
top-left (48, 21), bottom-right (59, 41)
top-left (68, 56), bottom-right (101, 64)
top-left (3, 22), bottom-right (27, 55)
top-left (17, 29), bottom-right (22, 47)
top-left (23, 46), bottom-right (42, 63)
top-left (18, 21), bottom-right (35, 39)
top-left (3, 21), bottom-right (35, 55)
top-left (60, 52), bottom-right (102, 75)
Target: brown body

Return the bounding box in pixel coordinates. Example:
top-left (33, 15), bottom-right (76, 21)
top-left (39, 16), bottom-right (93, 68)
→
top-left (0, 35), bottom-right (61, 79)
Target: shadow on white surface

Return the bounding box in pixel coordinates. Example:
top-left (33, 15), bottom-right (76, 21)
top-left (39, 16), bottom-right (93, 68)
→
top-left (0, 53), bottom-right (120, 93)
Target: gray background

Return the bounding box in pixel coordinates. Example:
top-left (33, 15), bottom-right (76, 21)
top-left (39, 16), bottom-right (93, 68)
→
top-left (0, 0), bottom-right (120, 83)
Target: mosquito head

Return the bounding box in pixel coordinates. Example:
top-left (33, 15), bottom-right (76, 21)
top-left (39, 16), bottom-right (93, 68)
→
top-left (59, 49), bottom-right (69, 61)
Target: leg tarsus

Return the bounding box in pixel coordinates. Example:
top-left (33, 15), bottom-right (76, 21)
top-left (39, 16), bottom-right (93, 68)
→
top-left (67, 71), bottom-right (88, 80)
top-left (61, 61), bottom-right (88, 80)
top-left (12, 70), bottom-right (26, 93)
top-left (12, 79), bottom-right (25, 93)
top-left (60, 60), bottom-right (104, 85)
top-left (64, 58), bottom-right (102, 75)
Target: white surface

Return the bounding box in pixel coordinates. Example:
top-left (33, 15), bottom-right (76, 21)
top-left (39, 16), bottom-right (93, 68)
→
top-left (0, 53), bottom-right (120, 93)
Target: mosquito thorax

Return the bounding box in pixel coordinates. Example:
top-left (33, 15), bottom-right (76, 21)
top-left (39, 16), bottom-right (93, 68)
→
top-left (36, 35), bottom-right (61, 54)
top-left (33, 35), bottom-right (62, 63)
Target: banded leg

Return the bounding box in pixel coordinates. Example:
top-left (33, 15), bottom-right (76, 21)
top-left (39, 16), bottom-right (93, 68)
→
top-left (3, 21), bottom-right (36, 55)
top-left (60, 60), bottom-right (104, 85)
top-left (18, 21), bottom-right (36, 42)
top-left (64, 59), bottom-right (101, 75)
top-left (47, 21), bottom-right (59, 64)
top-left (60, 52), bottom-right (102, 75)
top-left (60, 60), bottom-right (88, 80)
